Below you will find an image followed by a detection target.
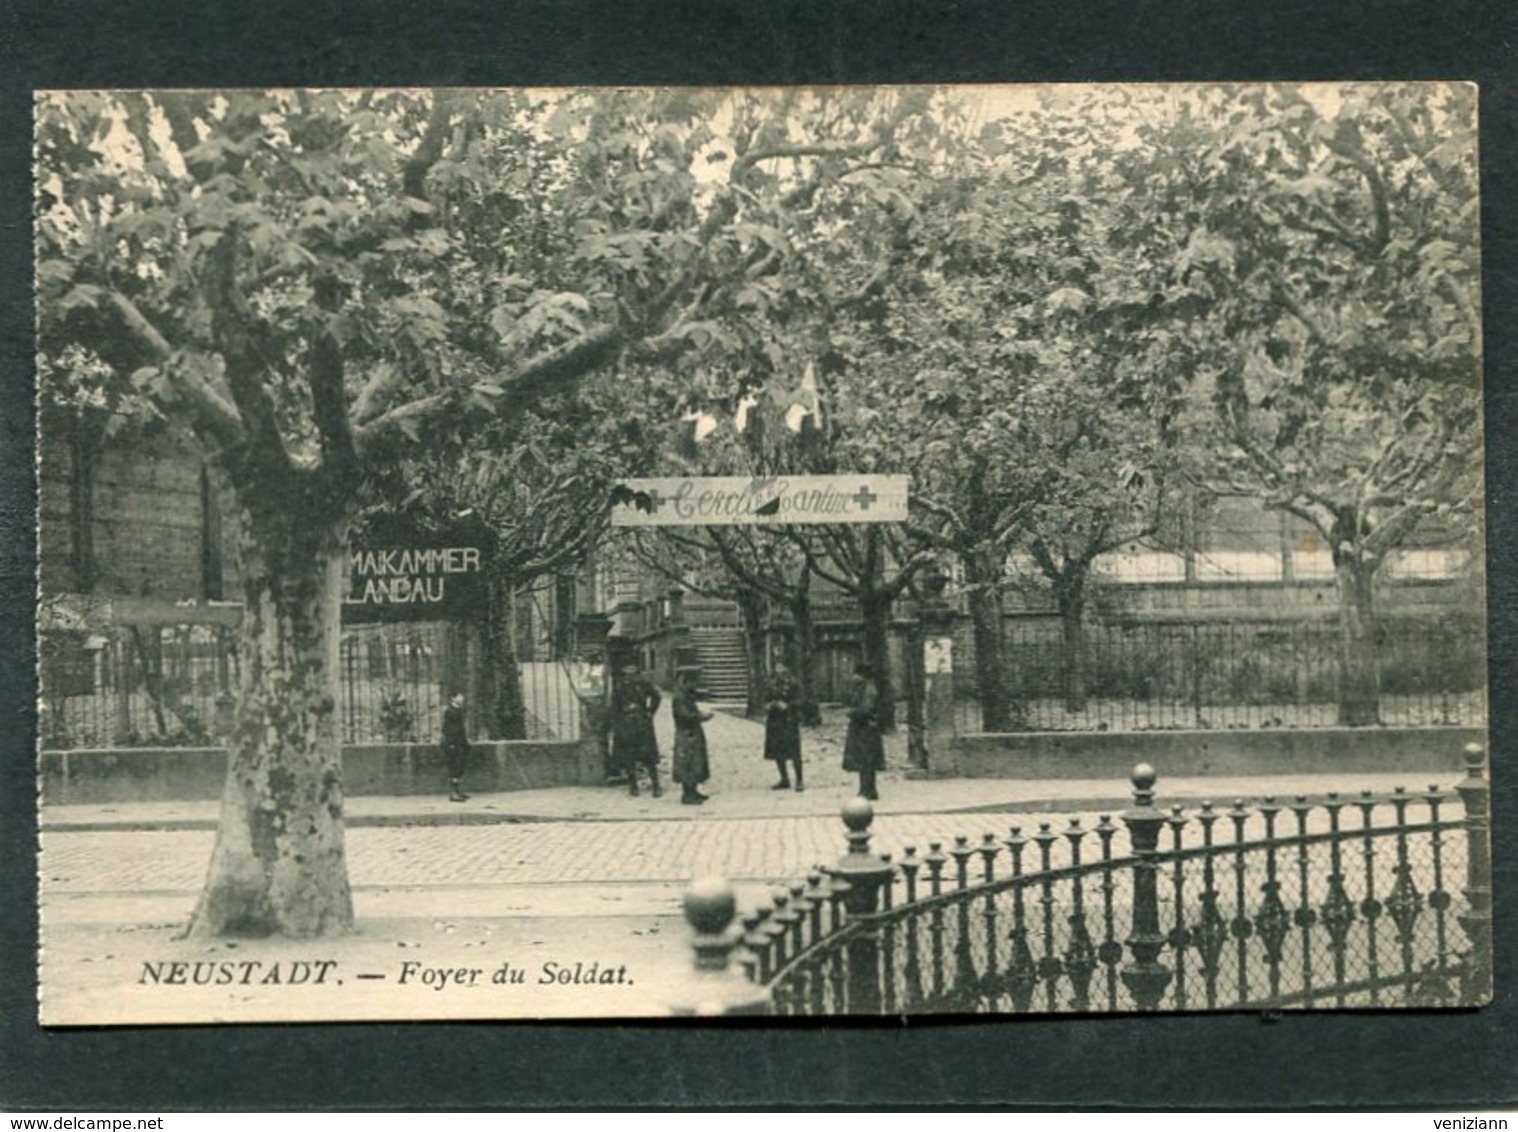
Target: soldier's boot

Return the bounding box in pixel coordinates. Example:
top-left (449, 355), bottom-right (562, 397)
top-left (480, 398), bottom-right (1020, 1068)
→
top-left (649, 765), bottom-right (664, 799)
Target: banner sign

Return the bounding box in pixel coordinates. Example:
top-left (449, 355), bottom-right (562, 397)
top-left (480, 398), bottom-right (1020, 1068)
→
top-left (343, 545), bottom-right (486, 623)
top-left (611, 475), bottom-right (909, 527)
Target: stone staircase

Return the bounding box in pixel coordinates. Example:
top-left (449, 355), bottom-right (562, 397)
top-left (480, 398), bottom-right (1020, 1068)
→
top-left (691, 626), bottom-right (750, 707)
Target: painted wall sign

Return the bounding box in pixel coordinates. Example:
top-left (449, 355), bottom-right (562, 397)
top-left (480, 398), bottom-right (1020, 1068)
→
top-left (610, 475), bottom-right (909, 527)
top-left (343, 545), bottom-right (486, 623)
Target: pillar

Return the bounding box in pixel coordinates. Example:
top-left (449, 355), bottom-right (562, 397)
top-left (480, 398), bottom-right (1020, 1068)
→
top-left (910, 563), bottom-right (957, 776)
top-left (833, 799), bottom-right (897, 1013)
top-left (1456, 742), bottom-right (1492, 1005)
top-left (671, 877), bottom-right (773, 1016)
top-left (1121, 762), bottom-right (1173, 1009)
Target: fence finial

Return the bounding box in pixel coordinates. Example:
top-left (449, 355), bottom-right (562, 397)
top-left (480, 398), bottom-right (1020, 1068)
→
top-left (672, 876), bottom-right (773, 1016)
top-left (833, 799), bottom-right (898, 1012)
top-left (841, 795), bottom-right (874, 831)
top-left (1131, 762), bottom-right (1157, 807)
top-left (684, 875), bottom-right (735, 951)
top-left (1462, 741), bottom-right (1486, 777)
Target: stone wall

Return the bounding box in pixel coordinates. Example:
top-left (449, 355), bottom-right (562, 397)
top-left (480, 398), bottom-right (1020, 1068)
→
top-left (937, 726), bottom-right (1483, 781)
top-left (41, 738), bottom-right (601, 806)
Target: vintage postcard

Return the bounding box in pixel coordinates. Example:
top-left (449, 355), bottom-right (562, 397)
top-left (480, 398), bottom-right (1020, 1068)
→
top-left (34, 83), bottom-right (1490, 1025)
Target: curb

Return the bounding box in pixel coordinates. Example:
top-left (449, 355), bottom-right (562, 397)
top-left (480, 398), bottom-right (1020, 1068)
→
top-left (38, 792), bottom-right (1197, 834)
top-left (40, 776), bottom-right (1448, 834)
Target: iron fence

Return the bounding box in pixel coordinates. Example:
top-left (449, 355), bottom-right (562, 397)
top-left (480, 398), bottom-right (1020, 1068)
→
top-left (679, 745), bottom-right (1492, 1016)
top-left (328, 623), bottom-right (586, 743)
top-left (338, 623), bottom-right (447, 744)
top-left (955, 613), bottom-right (1485, 733)
top-left (40, 621), bottom-right (582, 748)
top-left (39, 624), bottom-right (237, 749)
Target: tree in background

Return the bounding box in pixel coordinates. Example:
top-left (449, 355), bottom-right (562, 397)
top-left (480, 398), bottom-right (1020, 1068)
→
top-left (1137, 83), bottom-right (1481, 724)
top-left (603, 88), bottom-right (964, 728)
top-left (840, 88), bottom-right (1195, 726)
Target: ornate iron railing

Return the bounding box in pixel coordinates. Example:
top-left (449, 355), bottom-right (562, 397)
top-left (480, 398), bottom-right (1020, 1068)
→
top-left (674, 744), bottom-right (1492, 1017)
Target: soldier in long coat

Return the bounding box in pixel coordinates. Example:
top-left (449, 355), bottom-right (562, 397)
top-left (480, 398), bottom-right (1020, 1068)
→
top-left (611, 664), bottom-right (663, 798)
top-left (841, 662), bottom-right (884, 801)
top-left (671, 668), bottom-right (712, 805)
top-left (763, 662), bottom-right (804, 791)
top-left (441, 691), bottom-right (472, 802)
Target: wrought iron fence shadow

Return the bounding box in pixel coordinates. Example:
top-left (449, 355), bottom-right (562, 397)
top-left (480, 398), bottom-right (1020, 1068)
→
top-left (672, 744), bottom-right (1493, 1017)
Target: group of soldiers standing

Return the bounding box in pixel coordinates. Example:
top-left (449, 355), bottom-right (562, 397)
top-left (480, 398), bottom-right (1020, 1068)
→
top-left (441, 657), bottom-right (887, 804)
top-left (593, 658), bottom-right (886, 804)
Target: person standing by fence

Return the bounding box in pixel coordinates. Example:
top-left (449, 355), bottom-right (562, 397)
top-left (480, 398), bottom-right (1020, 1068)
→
top-left (671, 667), bottom-right (712, 805)
top-left (764, 661), bottom-right (804, 791)
top-left (842, 661), bottom-right (884, 801)
top-left (612, 663), bottom-right (663, 798)
top-left (441, 690), bottom-right (472, 802)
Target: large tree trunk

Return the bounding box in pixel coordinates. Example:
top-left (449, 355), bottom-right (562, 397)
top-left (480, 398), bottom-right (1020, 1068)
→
top-left (1055, 574), bottom-right (1089, 714)
top-left (1334, 551), bottom-right (1382, 726)
top-left (482, 573), bottom-right (528, 739)
top-left (737, 589), bottom-right (768, 719)
top-left (787, 588), bottom-right (823, 727)
top-left (964, 549), bottom-right (1020, 732)
top-left (860, 590), bottom-right (897, 732)
top-left (552, 573), bottom-right (576, 658)
top-left (185, 503), bottom-right (354, 939)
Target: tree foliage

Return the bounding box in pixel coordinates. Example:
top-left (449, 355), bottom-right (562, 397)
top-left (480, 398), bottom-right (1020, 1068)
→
top-left (1136, 83), bottom-right (1481, 561)
top-left (1131, 83), bottom-right (1480, 722)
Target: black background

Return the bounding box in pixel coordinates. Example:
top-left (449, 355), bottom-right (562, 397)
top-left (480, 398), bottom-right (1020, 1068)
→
top-left (2, 0), bottom-right (1515, 1111)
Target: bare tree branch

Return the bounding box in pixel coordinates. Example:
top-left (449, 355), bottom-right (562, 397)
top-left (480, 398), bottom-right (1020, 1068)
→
top-left (354, 324), bottom-right (627, 457)
top-left (104, 291), bottom-right (246, 451)
top-left (207, 230), bottom-right (291, 479)
top-left (403, 92), bottom-right (457, 203)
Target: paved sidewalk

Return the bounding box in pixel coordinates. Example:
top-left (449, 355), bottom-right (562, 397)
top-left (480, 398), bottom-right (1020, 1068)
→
top-left (40, 766), bottom-right (1449, 830)
top-left (41, 706), bottom-right (1459, 832)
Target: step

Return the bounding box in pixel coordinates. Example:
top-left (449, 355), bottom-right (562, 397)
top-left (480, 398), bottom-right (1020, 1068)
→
top-left (691, 627), bottom-right (750, 703)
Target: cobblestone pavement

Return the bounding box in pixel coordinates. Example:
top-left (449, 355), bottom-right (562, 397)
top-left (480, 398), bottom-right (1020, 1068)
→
top-left (42, 782), bottom-right (1460, 907)
top-left (40, 806), bottom-right (1104, 899)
